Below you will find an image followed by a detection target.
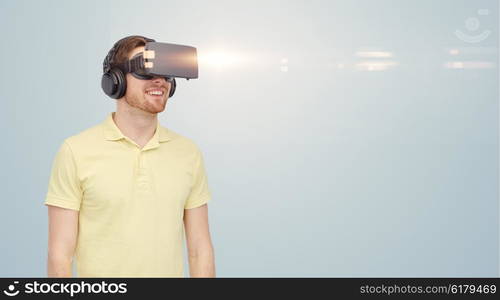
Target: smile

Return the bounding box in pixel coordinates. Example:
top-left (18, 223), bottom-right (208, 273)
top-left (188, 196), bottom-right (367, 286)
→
top-left (145, 89), bottom-right (164, 96)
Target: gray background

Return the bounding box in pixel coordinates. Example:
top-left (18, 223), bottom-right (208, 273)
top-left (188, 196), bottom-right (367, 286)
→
top-left (0, 0), bottom-right (498, 277)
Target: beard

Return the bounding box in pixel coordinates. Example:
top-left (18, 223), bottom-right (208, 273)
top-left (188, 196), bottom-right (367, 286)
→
top-left (123, 92), bottom-right (167, 114)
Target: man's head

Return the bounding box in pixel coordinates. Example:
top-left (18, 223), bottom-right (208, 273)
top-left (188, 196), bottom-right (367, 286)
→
top-left (104, 36), bottom-right (174, 115)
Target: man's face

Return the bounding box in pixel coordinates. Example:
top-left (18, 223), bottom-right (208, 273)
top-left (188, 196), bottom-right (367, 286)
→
top-left (121, 46), bottom-right (172, 114)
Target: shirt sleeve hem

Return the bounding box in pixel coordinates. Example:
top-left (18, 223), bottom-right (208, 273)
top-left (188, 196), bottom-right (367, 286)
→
top-left (44, 196), bottom-right (81, 211)
top-left (184, 195), bottom-right (211, 210)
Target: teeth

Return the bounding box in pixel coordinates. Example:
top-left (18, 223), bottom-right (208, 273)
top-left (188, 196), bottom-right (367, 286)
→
top-left (147, 90), bottom-right (163, 96)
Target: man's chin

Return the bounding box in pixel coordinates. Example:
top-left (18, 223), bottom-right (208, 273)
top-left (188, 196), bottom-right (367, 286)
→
top-left (124, 97), bottom-right (166, 114)
top-left (144, 103), bottom-right (167, 114)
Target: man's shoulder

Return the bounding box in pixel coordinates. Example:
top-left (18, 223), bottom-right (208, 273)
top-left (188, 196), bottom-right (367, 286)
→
top-left (160, 125), bottom-right (202, 153)
top-left (62, 121), bottom-right (105, 151)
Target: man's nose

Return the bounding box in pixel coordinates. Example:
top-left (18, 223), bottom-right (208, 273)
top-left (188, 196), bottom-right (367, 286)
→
top-left (151, 76), bottom-right (166, 84)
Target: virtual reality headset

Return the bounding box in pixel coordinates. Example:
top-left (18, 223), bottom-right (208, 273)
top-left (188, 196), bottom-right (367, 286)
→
top-left (102, 36), bottom-right (198, 99)
top-left (115, 42), bottom-right (198, 80)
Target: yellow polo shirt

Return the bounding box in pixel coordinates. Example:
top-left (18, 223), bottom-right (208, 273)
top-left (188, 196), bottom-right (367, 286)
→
top-left (44, 112), bottom-right (211, 277)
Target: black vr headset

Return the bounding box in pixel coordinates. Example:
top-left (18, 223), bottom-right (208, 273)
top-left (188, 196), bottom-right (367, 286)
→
top-left (101, 35), bottom-right (198, 99)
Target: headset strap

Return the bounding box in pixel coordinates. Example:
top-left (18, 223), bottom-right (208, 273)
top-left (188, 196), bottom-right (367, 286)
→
top-left (113, 54), bottom-right (145, 74)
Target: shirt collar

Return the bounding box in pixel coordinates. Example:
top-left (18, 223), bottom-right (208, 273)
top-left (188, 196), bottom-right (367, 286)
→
top-left (102, 112), bottom-right (171, 146)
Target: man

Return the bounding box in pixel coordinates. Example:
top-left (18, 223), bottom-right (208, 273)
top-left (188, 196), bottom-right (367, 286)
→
top-left (44, 35), bottom-right (215, 277)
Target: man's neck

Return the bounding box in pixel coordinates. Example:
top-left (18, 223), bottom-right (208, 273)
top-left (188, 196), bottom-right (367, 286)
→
top-left (112, 109), bottom-right (157, 149)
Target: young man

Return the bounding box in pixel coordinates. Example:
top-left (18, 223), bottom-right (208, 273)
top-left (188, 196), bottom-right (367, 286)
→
top-left (44, 36), bottom-right (215, 277)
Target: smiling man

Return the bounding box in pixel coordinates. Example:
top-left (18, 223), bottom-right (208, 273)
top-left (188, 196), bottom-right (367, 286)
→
top-left (44, 35), bottom-right (215, 277)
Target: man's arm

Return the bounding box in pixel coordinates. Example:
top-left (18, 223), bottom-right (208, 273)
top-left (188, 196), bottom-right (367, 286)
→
top-left (47, 205), bottom-right (79, 277)
top-left (184, 204), bottom-right (215, 277)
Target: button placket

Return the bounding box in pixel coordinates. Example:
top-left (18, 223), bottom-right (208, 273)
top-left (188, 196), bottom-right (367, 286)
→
top-left (136, 151), bottom-right (150, 190)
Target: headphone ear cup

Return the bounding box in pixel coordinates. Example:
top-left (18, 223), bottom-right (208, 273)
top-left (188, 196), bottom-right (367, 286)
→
top-left (169, 78), bottom-right (177, 98)
top-left (101, 72), bottom-right (116, 98)
top-left (101, 68), bottom-right (126, 99)
top-left (113, 68), bottom-right (127, 99)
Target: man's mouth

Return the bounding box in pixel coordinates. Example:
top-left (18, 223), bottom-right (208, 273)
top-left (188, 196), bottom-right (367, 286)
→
top-left (145, 88), bottom-right (165, 97)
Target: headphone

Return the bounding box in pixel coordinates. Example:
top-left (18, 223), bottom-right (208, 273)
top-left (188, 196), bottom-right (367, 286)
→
top-left (101, 35), bottom-right (177, 99)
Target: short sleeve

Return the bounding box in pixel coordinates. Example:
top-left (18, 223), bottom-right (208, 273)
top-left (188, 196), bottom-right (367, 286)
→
top-left (184, 148), bottom-right (212, 209)
top-left (44, 140), bottom-right (83, 211)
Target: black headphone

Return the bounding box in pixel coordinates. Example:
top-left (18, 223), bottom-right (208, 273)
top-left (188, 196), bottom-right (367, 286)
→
top-left (101, 35), bottom-right (177, 99)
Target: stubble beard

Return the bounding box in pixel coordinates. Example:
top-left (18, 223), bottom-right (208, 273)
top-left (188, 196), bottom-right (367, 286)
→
top-left (124, 93), bottom-right (167, 114)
